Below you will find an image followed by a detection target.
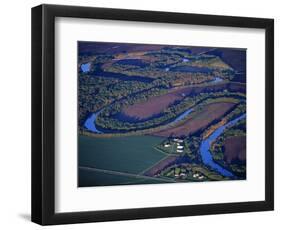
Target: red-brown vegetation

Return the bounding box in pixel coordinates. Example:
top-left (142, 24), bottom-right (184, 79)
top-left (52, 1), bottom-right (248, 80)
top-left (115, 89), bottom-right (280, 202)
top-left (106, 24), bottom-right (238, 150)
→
top-left (152, 102), bottom-right (236, 137)
top-left (224, 136), bottom-right (246, 163)
top-left (121, 82), bottom-right (245, 120)
top-left (122, 91), bottom-right (183, 119)
top-left (143, 156), bottom-right (178, 177)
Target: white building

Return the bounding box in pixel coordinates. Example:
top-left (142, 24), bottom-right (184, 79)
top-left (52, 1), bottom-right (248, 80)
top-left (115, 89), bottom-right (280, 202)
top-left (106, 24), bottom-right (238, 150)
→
top-left (193, 173), bottom-right (199, 178)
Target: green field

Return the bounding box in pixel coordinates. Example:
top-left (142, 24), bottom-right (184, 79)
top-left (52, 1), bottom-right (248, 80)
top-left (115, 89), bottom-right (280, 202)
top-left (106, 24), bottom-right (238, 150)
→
top-left (78, 167), bottom-right (170, 187)
top-left (79, 135), bottom-right (166, 175)
top-left (78, 42), bottom-right (246, 186)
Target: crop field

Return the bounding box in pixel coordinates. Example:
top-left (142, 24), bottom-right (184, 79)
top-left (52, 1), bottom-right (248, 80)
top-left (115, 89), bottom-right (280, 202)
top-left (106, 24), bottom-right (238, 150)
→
top-left (206, 48), bottom-right (246, 72)
top-left (79, 41), bottom-right (165, 56)
top-left (79, 135), bottom-right (167, 174)
top-left (152, 102), bottom-right (237, 137)
top-left (143, 156), bottom-right (178, 177)
top-left (78, 41), bottom-right (247, 186)
top-left (120, 82), bottom-right (245, 121)
top-left (79, 167), bottom-right (169, 187)
top-left (187, 47), bottom-right (215, 55)
top-left (121, 90), bottom-right (183, 120)
top-left (224, 136), bottom-right (246, 163)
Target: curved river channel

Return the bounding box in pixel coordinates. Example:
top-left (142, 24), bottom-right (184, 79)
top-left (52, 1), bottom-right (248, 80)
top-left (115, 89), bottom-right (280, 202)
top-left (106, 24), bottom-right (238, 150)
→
top-left (82, 68), bottom-right (242, 178)
top-left (84, 111), bottom-right (103, 134)
top-left (199, 113), bottom-right (246, 177)
top-left (84, 110), bottom-right (246, 178)
top-left (83, 75), bottom-right (223, 134)
top-left (84, 108), bottom-right (193, 134)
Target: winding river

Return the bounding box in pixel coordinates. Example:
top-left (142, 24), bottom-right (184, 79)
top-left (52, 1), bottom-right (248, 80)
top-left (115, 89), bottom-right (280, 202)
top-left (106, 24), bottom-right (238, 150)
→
top-left (83, 74), bottom-right (223, 134)
top-left (84, 108), bottom-right (194, 134)
top-left (199, 113), bottom-right (246, 177)
top-left (172, 108), bottom-right (193, 124)
top-left (84, 111), bottom-right (102, 133)
top-left (84, 110), bottom-right (246, 178)
top-left (82, 57), bottom-right (236, 177)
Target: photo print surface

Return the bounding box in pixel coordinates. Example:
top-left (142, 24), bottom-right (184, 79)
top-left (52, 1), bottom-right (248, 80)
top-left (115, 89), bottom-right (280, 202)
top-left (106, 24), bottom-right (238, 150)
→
top-left (78, 41), bottom-right (246, 187)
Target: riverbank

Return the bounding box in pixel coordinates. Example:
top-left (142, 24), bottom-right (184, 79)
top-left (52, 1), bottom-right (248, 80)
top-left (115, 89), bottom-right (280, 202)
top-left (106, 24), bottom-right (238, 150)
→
top-left (199, 113), bottom-right (246, 177)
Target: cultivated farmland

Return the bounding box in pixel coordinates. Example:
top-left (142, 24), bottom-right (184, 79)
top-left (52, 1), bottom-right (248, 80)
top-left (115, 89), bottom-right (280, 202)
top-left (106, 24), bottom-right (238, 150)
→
top-left (78, 41), bottom-right (247, 186)
top-left (152, 102), bottom-right (237, 137)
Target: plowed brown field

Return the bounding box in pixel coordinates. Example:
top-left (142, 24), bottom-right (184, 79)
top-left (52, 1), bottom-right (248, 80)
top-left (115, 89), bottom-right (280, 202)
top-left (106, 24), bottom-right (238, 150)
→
top-left (121, 83), bottom-right (245, 120)
top-left (224, 136), bottom-right (246, 163)
top-left (152, 102), bottom-right (236, 137)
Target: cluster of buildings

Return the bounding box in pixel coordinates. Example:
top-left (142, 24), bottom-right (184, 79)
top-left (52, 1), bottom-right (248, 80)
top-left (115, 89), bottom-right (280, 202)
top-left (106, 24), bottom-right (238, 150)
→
top-left (172, 168), bottom-right (205, 180)
top-left (192, 173), bottom-right (205, 180)
top-left (174, 171), bottom-right (186, 178)
top-left (163, 138), bottom-right (185, 153)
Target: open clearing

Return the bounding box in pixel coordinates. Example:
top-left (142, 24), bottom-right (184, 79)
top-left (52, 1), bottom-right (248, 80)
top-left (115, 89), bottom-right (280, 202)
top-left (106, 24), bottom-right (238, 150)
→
top-left (152, 102), bottom-right (236, 137)
top-left (143, 156), bottom-right (178, 177)
top-left (122, 91), bottom-right (183, 119)
top-left (79, 42), bottom-right (164, 55)
top-left (79, 166), bottom-right (172, 187)
top-left (224, 136), bottom-right (246, 163)
top-left (79, 135), bottom-right (166, 175)
top-left (121, 82), bottom-right (245, 120)
top-left (205, 48), bottom-right (246, 72)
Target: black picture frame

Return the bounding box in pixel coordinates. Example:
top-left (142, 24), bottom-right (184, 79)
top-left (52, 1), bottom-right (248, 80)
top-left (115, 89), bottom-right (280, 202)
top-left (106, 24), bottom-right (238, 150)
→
top-left (31, 4), bottom-right (274, 225)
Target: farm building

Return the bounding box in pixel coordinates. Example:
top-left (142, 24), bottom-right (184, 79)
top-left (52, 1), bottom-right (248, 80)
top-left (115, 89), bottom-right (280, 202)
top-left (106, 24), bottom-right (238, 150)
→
top-left (173, 138), bottom-right (184, 143)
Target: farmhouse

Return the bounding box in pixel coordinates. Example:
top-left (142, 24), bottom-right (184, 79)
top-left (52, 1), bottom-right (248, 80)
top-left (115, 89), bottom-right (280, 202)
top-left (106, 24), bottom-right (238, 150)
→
top-left (173, 138), bottom-right (184, 143)
top-left (193, 173), bottom-right (200, 178)
top-left (164, 144), bottom-right (171, 147)
top-left (177, 146), bottom-right (184, 149)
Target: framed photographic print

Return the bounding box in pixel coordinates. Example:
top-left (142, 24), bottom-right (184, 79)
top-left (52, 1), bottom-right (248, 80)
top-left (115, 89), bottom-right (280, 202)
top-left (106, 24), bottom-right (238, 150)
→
top-left (31, 4), bottom-right (274, 225)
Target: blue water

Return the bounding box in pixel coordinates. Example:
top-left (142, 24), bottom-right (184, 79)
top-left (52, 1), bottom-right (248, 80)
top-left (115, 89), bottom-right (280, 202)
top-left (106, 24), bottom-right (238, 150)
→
top-left (199, 113), bottom-right (246, 177)
top-left (84, 109), bottom-right (246, 178)
top-left (212, 77), bottom-right (223, 83)
top-left (81, 63), bottom-right (91, 72)
top-left (172, 109), bottom-right (193, 124)
top-left (84, 112), bottom-right (103, 133)
top-left (84, 108), bottom-right (193, 134)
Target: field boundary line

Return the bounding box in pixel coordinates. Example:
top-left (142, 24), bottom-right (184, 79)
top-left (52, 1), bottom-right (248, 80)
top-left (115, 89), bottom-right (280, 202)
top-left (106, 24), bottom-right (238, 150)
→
top-left (137, 155), bottom-right (177, 178)
top-left (79, 166), bottom-right (175, 183)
